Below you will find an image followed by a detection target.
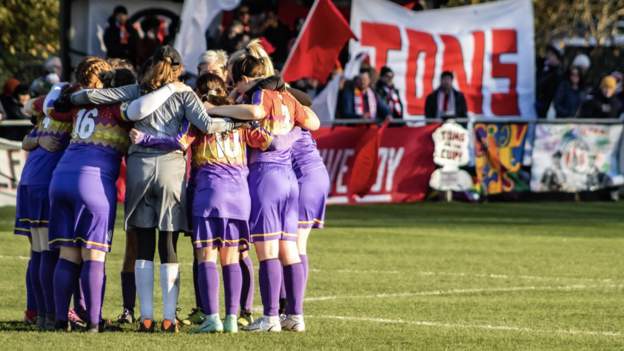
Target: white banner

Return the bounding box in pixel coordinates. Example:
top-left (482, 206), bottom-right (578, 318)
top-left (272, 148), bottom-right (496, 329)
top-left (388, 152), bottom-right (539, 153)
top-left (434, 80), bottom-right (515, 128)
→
top-left (350, 0), bottom-right (535, 119)
top-left (174, 0), bottom-right (241, 73)
top-left (0, 138), bottom-right (27, 206)
top-left (530, 125), bottom-right (624, 193)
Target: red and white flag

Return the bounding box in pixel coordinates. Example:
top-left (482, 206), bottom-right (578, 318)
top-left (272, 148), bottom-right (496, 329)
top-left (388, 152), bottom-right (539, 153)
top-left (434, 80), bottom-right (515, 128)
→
top-left (282, 0), bottom-right (356, 83)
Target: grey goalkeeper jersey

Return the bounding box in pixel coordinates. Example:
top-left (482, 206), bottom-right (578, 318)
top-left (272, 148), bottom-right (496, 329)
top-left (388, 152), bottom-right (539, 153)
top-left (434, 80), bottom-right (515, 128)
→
top-left (71, 84), bottom-right (219, 155)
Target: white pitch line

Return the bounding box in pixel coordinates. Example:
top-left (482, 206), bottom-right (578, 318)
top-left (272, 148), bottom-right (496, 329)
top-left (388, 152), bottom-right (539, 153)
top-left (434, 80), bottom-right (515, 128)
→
top-left (304, 284), bottom-right (621, 302)
top-left (307, 315), bottom-right (622, 338)
top-left (310, 268), bottom-right (620, 284)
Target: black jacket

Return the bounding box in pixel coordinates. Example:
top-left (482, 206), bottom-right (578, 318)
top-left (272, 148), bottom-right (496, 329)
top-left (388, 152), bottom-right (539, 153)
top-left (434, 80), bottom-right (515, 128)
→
top-left (424, 88), bottom-right (467, 118)
top-left (536, 63), bottom-right (563, 118)
top-left (103, 17), bottom-right (138, 61)
top-left (578, 89), bottom-right (623, 118)
top-left (375, 81), bottom-right (403, 119)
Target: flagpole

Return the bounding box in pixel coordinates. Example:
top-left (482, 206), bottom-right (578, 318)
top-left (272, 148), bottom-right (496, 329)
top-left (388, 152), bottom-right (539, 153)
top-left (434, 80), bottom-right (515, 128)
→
top-left (281, 0), bottom-right (321, 76)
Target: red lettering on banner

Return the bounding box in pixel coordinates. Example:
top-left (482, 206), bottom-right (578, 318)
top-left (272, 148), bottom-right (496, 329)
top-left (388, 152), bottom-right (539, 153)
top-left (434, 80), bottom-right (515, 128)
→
top-left (361, 22), bottom-right (402, 70)
top-left (441, 32), bottom-right (484, 114)
top-left (491, 29), bottom-right (519, 115)
top-left (405, 30), bottom-right (436, 115)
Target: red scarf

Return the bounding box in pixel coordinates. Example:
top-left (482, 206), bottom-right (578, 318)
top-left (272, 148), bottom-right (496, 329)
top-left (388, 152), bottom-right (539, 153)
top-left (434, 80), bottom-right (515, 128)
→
top-left (118, 21), bottom-right (129, 45)
top-left (354, 87), bottom-right (377, 119)
top-left (384, 86), bottom-right (402, 117)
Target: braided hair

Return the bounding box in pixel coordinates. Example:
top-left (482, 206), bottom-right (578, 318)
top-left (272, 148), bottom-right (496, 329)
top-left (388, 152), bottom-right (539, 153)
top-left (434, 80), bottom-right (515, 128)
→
top-left (75, 57), bottom-right (111, 89)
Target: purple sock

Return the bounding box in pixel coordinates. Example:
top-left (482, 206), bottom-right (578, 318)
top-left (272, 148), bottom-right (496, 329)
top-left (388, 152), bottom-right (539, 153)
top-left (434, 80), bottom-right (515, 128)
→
top-left (80, 260), bottom-right (105, 326)
top-left (73, 265), bottom-right (87, 315)
top-left (29, 252), bottom-right (45, 316)
top-left (284, 263), bottom-right (305, 315)
top-left (192, 259), bottom-right (201, 310)
top-left (280, 280), bottom-right (287, 300)
top-left (26, 259), bottom-right (37, 311)
top-left (259, 259), bottom-right (282, 316)
top-left (53, 259), bottom-right (80, 322)
top-left (120, 271), bottom-right (135, 312)
top-left (300, 255), bottom-right (309, 285)
top-left (240, 256), bottom-right (254, 312)
top-left (100, 271), bottom-right (107, 321)
top-left (222, 263), bottom-right (242, 316)
top-left (40, 250), bottom-right (59, 316)
top-left (198, 261), bottom-right (219, 315)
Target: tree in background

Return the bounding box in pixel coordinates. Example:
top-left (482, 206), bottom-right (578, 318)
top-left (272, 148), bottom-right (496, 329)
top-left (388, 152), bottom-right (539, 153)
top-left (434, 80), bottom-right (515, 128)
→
top-left (0, 0), bottom-right (59, 84)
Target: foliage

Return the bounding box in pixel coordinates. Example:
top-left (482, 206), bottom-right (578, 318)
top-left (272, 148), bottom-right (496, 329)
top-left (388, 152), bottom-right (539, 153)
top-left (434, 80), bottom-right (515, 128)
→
top-left (0, 0), bottom-right (60, 85)
top-left (442, 0), bottom-right (624, 54)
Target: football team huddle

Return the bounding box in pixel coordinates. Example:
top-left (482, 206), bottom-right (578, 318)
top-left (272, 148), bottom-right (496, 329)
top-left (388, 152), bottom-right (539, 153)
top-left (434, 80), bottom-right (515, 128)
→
top-left (15, 39), bottom-right (329, 334)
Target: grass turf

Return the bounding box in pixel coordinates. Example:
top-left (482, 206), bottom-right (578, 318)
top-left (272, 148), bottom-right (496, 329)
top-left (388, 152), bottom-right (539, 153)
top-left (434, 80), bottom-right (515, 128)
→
top-left (0, 202), bottom-right (623, 350)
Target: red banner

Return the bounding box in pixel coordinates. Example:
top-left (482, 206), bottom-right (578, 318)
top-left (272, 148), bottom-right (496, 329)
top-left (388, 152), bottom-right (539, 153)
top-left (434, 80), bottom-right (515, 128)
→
top-left (313, 124), bottom-right (439, 204)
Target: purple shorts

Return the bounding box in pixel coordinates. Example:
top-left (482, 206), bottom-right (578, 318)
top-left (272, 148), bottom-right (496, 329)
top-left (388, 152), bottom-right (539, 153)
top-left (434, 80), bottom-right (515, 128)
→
top-left (297, 166), bottom-right (330, 229)
top-left (48, 170), bottom-right (117, 252)
top-left (14, 184), bottom-right (51, 237)
top-left (248, 163), bottom-right (299, 242)
top-left (192, 216), bottom-right (249, 248)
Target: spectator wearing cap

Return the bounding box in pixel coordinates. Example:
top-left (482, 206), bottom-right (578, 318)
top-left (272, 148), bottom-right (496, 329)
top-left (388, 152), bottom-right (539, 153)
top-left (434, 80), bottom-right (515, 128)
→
top-left (553, 66), bottom-right (586, 117)
top-left (425, 71), bottom-right (467, 119)
top-left (375, 66), bottom-right (403, 119)
top-left (571, 53), bottom-right (591, 76)
top-left (536, 44), bottom-right (564, 118)
top-left (339, 70), bottom-right (389, 120)
top-left (578, 75), bottom-right (622, 118)
top-left (104, 5), bottom-right (138, 61)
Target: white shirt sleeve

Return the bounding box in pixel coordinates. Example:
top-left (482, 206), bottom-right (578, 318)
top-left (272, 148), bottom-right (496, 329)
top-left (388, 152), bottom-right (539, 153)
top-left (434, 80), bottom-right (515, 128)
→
top-left (43, 82), bottom-right (69, 116)
top-left (122, 84), bottom-right (176, 121)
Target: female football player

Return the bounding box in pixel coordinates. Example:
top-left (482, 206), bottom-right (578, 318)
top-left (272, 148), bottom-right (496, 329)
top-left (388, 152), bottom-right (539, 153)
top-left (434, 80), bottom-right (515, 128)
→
top-left (17, 88), bottom-right (73, 330)
top-left (227, 54), bottom-right (320, 332)
top-left (46, 57), bottom-right (132, 332)
top-left (128, 73), bottom-right (265, 333)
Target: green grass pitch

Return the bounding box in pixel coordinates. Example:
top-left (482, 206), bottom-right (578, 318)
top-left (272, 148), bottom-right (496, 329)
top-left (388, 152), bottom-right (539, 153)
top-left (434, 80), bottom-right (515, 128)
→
top-left (0, 202), bottom-right (623, 350)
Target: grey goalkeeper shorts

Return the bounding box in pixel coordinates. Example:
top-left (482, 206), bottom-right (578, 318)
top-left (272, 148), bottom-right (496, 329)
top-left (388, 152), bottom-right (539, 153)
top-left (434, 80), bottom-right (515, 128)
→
top-left (124, 151), bottom-right (189, 232)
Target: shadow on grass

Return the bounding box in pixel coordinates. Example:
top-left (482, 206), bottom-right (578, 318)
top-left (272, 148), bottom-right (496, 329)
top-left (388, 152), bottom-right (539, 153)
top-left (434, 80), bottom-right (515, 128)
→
top-left (0, 320), bottom-right (128, 333)
top-left (0, 321), bottom-right (37, 332)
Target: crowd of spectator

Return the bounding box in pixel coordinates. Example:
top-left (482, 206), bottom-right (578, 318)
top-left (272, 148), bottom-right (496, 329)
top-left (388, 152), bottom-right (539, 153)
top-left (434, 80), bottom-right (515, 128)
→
top-left (4, 2), bottom-right (624, 132)
top-left (537, 45), bottom-right (624, 118)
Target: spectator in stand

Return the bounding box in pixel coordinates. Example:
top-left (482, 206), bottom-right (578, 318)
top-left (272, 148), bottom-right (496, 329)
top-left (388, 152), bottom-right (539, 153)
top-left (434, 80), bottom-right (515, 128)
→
top-left (577, 75), bottom-right (622, 118)
top-left (0, 78), bottom-right (20, 120)
top-left (29, 56), bottom-right (62, 97)
top-left (236, 5), bottom-right (252, 35)
top-left (1, 83), bottom-right (30, 120)
top-left (339, 70), bottom-right (389, 120)
top-left (103, 6), bottom-right (138, 61)
top-left (553, 67), bottom-right (586, 117)
top-left (424, 71), bottom-right (467, 119)
top-left (571, 53), bottom-right (591, 76)
top-left (134, 16), bottom-right (163, 68)
top-left (536, 44), bottom-right (563, 118)
top-left (375, 66), bottom-right (403, 119)
top-left (257, 9), bottom-right (292, 65)
top-left (220, 21), bottom-right (251, 53)
top-left (197, 50), bottom-right (228, 81)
